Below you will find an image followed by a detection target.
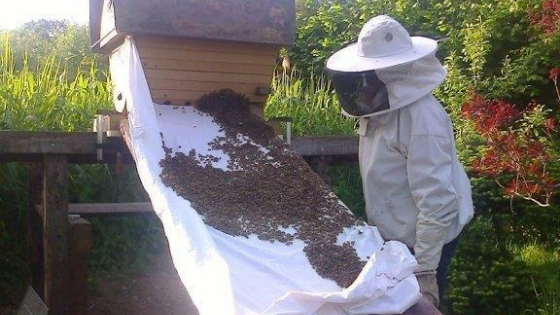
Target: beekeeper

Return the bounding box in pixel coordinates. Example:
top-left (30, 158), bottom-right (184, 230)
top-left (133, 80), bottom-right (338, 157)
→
top-left (326, 15), bottom-right (474, 307)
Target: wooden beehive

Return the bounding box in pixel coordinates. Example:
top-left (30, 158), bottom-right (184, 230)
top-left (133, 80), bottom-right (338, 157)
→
top-left (90, 0), bottom-right (295, 110)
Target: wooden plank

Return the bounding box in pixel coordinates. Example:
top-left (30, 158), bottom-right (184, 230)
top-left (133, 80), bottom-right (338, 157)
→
top-left (290, 136), bottom-right (359, 157)
top-left (0, 152), bottom-right (132, 164)
top-left (68, 202), bottom-right (154, 214)
top-left (153, 99), bottom-right (268, 107)
top-left (141, 58), bottom-right (276, 76)
top-left (138, 47), bottom-right (277, 66)
top-left (0, 132), bottom-right (360, 159)
top-left (150, 90), bottom-right (269, 104)
top-left (0, 132), bottom-right (132, 163)
top-left (0, 132), bottom-right (98, 155)
top-left (27, 163), bottom-right (44, 299)
top-left (109, 0), bottom-right (295, 45)
top-left (147, 80), bottom-right (271, 93)
top-left (42, 154), bottom-right (69, 315)
top-left (145, 69), bottom-right (272, 85)
top-left (135, 36), bottom-right (280, 56)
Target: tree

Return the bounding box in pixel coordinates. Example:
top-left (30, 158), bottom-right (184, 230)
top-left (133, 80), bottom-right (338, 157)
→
top-left (5, 19), bottom-right (107, 77)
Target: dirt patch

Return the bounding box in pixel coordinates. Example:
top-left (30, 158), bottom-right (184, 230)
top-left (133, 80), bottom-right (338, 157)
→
top-left (87, 254), bottom-right (198, 315)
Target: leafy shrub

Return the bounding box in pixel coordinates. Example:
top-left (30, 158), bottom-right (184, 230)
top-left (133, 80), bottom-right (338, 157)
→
top-left (0, 163), bottom-right (30, 306)
top-left (448, 217), bottom-right (539, 315)
top-left (88, 216), bottom-right (167, 275)
top-left (510, 203), bottom-right (560, 249)
top-left (289, 0), bottom-right (390, 78)
top-left (328, 165), bottom-right (365, 219)
top-left (461, 93), bottom-right (559, 206)
top-left (67, 164), bottom-right (166, 275)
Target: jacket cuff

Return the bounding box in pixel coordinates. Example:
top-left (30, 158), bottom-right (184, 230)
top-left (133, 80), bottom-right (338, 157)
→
top-left (414, 269), bottom-right (437, 276)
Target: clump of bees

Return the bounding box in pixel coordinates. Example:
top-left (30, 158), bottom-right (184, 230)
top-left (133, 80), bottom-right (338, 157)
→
top-left (159, 89), bottom-right (367, 288)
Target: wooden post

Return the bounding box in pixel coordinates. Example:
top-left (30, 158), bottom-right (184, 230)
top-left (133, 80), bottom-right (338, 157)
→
top-left (27, 162), bottom-right (44, 299)
top-left (42, 154), bottom-right (69, 315)
top-left (68, 217), bottom-right (93, 315)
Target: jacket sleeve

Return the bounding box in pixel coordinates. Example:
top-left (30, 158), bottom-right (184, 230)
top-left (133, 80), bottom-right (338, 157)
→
top-left (407, 134), bottom-right (459, 273)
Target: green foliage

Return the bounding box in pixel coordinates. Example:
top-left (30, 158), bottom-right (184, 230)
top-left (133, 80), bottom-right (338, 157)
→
top-left (514, 243), bottom-right (560, 315)
top-left (3, 20), bottom-right (107, 77)
top-left (290, 0), bottom-right (393, 78)
top-left (448, 217), bottom-right (539, 315)
top-left (88, 216), bottom-right (167, 275)
top-left (265, 67), bottom-right (356, 136)
top-left (0, 164), bottom-right (29, 306)
top-left (0, 34), bottom-right (111, 131)
top-left (328, 165), bottom-right (365, 219)
top-left (510, 202), bottom-right (560, 248)
top-left (67, 164), bottom-right (165, 275)
top-left (68, 165), bottom-right (148, 204)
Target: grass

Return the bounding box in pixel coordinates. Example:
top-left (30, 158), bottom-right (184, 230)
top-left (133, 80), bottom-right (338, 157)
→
top-left (265, 67), bottom-right (357, 136)
top-left (513, 243), bottom-right (560, 315)
top-left (0, 33), bottom-right (111, 131)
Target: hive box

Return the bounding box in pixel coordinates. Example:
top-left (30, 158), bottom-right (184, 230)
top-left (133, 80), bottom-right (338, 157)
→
top-left (89, 0), bottom-right (295, 108)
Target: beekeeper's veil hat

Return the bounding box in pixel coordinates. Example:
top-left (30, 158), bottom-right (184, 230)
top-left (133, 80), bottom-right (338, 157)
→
top-left (326, 15), bottom-right (446, 118)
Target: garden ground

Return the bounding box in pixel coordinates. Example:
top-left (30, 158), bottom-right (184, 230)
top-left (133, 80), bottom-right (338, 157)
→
top-left (87, 250), bottom-right (199, 315)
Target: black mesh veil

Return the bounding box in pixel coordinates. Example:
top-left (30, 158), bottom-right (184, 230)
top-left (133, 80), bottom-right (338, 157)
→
top-left (326, 69), bottom-right (390, 117)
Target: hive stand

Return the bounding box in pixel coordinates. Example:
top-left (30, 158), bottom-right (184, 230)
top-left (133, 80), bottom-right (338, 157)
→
top-left (0, 130), bottom-right (359, 315)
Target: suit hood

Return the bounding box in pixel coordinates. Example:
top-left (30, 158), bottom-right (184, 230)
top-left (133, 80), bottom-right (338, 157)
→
top-left (340, 53), bottom-right (447, 118)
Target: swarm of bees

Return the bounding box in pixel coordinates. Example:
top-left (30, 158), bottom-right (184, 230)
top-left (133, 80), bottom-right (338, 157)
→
top-left (159, 90), bottom-right (368, 288)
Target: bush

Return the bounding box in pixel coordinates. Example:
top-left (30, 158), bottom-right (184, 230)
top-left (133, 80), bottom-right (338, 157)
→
top-left (448, 216), bottom-right (539, 315)
top-left (328, 165), bottom-right (365, 219)
top-left (510, 203), bottom-right (560, 249)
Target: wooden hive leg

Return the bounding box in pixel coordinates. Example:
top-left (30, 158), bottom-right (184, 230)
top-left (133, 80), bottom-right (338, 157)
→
top-left (42, 154), bottom-right (69, 315)
top-left (68, 216), bottom-right (93, 315)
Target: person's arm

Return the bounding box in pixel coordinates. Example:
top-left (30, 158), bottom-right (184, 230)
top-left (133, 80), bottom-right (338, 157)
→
top-left (407, 133), bottom-right (459, 304)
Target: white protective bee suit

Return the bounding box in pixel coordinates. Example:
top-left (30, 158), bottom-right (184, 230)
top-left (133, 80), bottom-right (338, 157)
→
top-left (356, 56), bottom-right (473, 272)
top-left (326, 15), bottom-right (474, 306)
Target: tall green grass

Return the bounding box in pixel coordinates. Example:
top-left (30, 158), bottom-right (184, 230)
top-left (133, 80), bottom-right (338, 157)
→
top-left (265, 67), bottom-right (356, 136)
top-left (0, 33), bottom-right (111, 131)
top-left (513, 243), bottom-right (560, 315)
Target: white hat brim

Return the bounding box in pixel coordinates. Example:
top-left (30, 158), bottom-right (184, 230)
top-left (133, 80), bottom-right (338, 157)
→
top-left (326, 37), bottom-right (438, 72)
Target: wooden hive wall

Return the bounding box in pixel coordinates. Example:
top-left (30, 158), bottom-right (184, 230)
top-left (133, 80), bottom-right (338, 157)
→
top-left (135, 36), bottom-right (279, 107)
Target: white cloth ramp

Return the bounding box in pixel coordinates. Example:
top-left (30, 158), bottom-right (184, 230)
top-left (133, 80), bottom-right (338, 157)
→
top-left (108, 36), bottom-right (421, 315)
